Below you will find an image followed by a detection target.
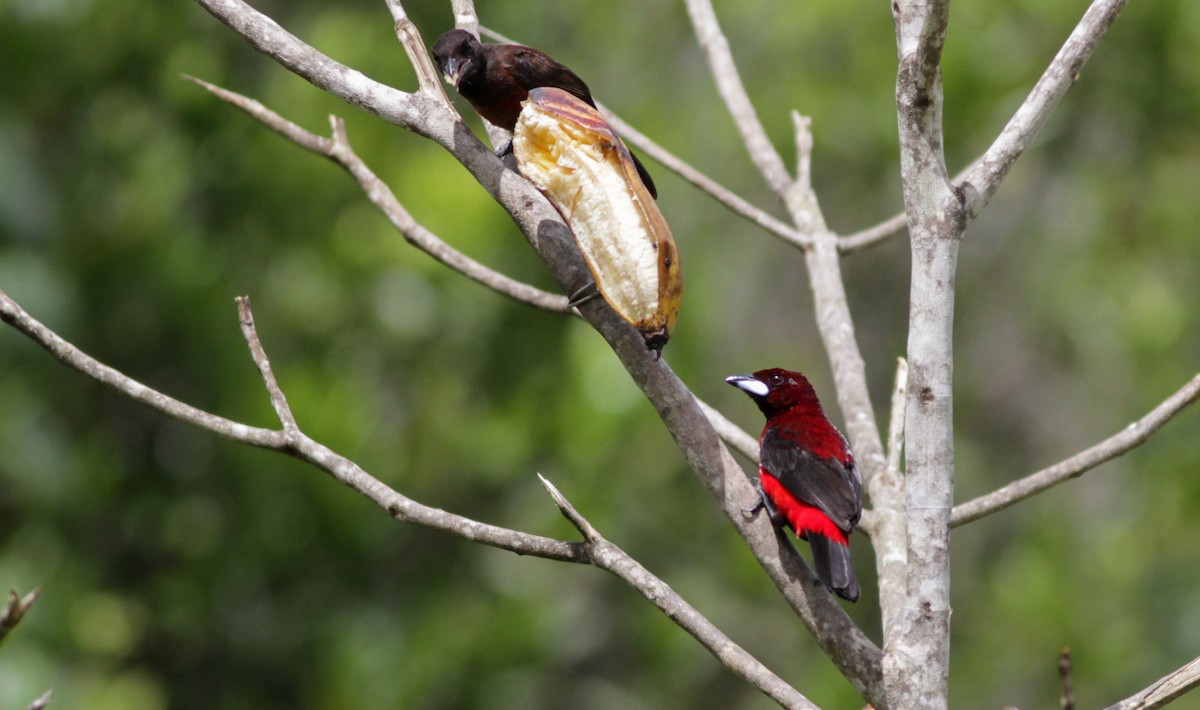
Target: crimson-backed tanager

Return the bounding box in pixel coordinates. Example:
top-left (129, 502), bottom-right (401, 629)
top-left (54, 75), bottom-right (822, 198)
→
top-left (431, 29), bottom-right (657, 198)
top-left (727, 368), bottom-right (863, 602)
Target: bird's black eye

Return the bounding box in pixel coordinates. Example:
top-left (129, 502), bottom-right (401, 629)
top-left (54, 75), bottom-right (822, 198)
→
top-left (768, 373), bottom-right (784, 386)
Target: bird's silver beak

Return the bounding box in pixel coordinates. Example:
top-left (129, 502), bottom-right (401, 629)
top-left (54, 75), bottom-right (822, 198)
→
top-left (726, 374), bottom-right (769, 397)
top-left (441, 57), bottom-right (465, 87)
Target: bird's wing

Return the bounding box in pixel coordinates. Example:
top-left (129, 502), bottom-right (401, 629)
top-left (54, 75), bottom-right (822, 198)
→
top-left (508, 47), bottom-right (595, 107)
top-left (760, 426), bottom-right (862, 531)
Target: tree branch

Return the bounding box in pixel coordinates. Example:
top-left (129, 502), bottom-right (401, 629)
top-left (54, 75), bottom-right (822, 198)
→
top-left (697, 399), bottom-right (759, 463)
top-left (538, 476), bottom-right (819, 710)
top-left (884, 357), bottom-right (909, 488)
top-left (0, 288), bottom-right (584, 562)
top-left (1105, 655), bottom-right (1200, 710)
top-left (2, 279), bottom-right (863, 707)
top-left (959, 0), bottom-right (1131, 221)
top-left (601, 110), bottom-right (807, 249)
top-left (0, 587), bottom-right (40, 646)
top-left (190, 1), bottom-right (887, 700)
top-left (3, 589), bottom-right (50, 706)
top-left (839, 212), bottom-right (909, 254)
top-left (185, 75), bottom-right (570, 313)
top-left (449, 0), bottom-right (479, 36)
top-left (683, 7), bottom-right (897, 696)
top-left (476, 25), bottom-right (808, 251)
top-left (236, 296), bottom-right (298, 433)
top-left (26, 691), bottom-right (52, 710)
top-left (890, 0), bottom-right (958, 706)
top-left (684, 0), bottom-right (793, 198)
top-left (384, 0), bottom-right (448, 99)
top-left (952, 372), bottom-right (1200, 527)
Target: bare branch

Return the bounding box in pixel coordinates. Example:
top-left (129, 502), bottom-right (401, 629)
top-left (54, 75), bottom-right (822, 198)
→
top-left (195, 0), bottom-right (431, 131)
top-left (1105, 655), bottom-right (1200, 710)
top-left (236, 296), bottom-right (298, 433)
top-left (697, 399), bottom-right (758, 463)
top-left (0, 288), bottom-right (583, 562)
top-left (890, 0), bottom-right (958, 706)
top-left (538, 474), bottom-right (601, 542)
top-left (959, 0), bottom-right (1131, 221)
top-left (792, 113), bottom-right (814, 196)
top-left (384, 1), bottom-right (448, 99)
top-left (0, 587), bottom-right (40, 645)
top-left (677, 0), bottom-right (899, 678)
top-left (838, 157), bottom-right (979, 254)
top-left (185, 76), bottom-right (569, 313)
top-left (1060, 648), bottom-right (1075, 710)
top-left (6, 273), bottom-right (881, 701)
top-left (680, 0), bottom-right (890, 527)
top-left (538, 476), bottom-right (820, 710)
top-left (839, 212), bottom-right (908, 254)
top-left (1, 288), bottom-right (283, 449)
top-left (26, 690), bottom-right (52, 710)
top-left (189, 3), bottom-right (887, 699)
top-left (684, 0), bottom-right (792, 197)
top-left (952, 372), bottom-right (1200, 527)
top-left (449, 0), bottom-right (480, 35)
top-left (885, 357), bottom-right (909, 486)
top-left (477, 25), bottom-right (809, 251)
top-left (602, 110), bottom-right (808, 249)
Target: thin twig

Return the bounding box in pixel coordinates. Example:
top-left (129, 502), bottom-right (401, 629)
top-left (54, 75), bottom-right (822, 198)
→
top-left (952, 372), bottom-right (1200, 527)
top-left (450, 0), bottom-right (480, 35)
top-left (185, 76), bottom-right (569, 313)
top-left (684, 0), bottom-right (792, 197)
top-left (538, 474), bottom-right (601, 543)
top-left (792, 113), bottom-right (814, 197)
top-left (885, 357), bottom-right (909, 485)
top-left (236, 296), bottom-right (298, 433)
top-left (837, 157), bottom-right (978, 254)
top-left (477, 25), bottom-right (809, 251)
top-left (384, 0), bottom-right (449, 100)
top-left (602, 110), bottom-right (808, 249)
top-left (0, 288), bottom-right (583, 561)
top-left (1059, 647), bottom-right (1075, 710)
top-left (959, 0), bottom-right (1131, 221)
top-left (26, 690), bottom-right (52, 710)
top-left (537, 475), bottom-right (819, 710)
top-left (1, 288), bottom-right (283, 449)
top-left (1105, 655), bottom-right (1200, 710)
top-left (839, 212), bottom-right (908, 254)
top-left (697, 399), bottom-right (758, 463)
top-left (0, 588), bottom-right (40, 645)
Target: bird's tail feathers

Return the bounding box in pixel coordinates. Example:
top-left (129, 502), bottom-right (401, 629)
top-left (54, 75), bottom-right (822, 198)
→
top-left (809, 534), bottom-right (860, 602)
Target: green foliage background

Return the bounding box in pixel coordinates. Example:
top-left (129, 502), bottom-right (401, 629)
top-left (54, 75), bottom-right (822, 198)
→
top-left (2, 1), bottom-right (1198, 708)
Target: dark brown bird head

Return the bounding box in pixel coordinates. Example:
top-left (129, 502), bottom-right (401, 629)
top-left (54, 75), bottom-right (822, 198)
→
top-left (431, 29), bottom-right (483, 87)
top-left (726, 368), bottom-right (822, 418)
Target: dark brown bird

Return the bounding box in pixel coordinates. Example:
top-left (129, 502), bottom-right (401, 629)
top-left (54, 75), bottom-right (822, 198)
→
top-left (431, 29), bottom-right (657, 198)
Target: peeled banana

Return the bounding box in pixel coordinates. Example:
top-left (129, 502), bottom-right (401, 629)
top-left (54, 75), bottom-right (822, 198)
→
top-left (513, 87), bottom-right (682, 355)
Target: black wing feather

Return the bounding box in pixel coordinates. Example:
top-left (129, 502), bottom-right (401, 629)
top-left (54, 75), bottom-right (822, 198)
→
top-left (760, 426), bottom-right (862, 532)
top-left (508, 47), bottom-right (658, 198)
top-left (510, 48), bottom-right (594, 106)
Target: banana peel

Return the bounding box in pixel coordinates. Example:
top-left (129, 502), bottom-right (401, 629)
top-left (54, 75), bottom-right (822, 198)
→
top-left (512, 87), bottom-right (682, 355)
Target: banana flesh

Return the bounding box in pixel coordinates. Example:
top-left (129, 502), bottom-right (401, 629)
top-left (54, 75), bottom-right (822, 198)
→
top-left (513, 87), bottom-right (682, 354)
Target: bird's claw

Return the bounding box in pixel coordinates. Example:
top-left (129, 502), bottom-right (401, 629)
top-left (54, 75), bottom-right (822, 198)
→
top-left (567, 281), bottom-right (601, 309)
top-left (746, 481), bottom-right (787, 528)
